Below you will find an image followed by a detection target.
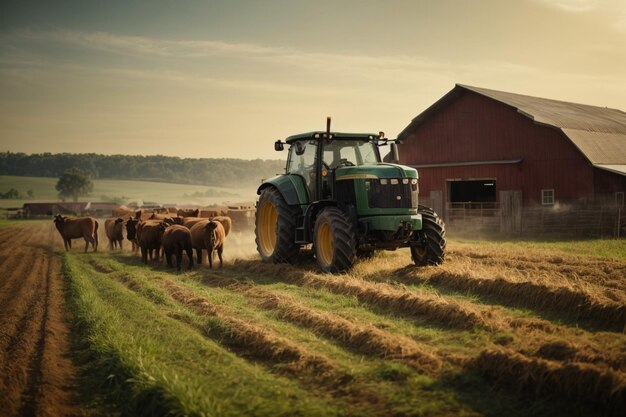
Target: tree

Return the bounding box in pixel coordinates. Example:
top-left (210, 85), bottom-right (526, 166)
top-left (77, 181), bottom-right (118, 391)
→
top-left (0, 188), bottom-right (20, 199)
top-left (56, 167), bottom-right (93, 202)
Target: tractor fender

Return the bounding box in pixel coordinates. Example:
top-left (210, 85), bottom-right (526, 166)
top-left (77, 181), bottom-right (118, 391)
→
top-left (303, 200), bottom-right (338, 241)
top-left (257, 175), bottom-right (309, 206)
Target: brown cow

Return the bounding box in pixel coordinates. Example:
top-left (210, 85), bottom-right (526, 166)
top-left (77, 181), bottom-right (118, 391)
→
top-left (125, 218), bottom-right (140, 253)
top-left (137, 220), bottom-right (164, 264)
top-left (149, 212), bottom-right (172, 220)
top-left (182, 217), bottom-right (206, 229)
top-left (53, 214), bottom-right (99, 252)
top-left (134, 210), bottom-right (153, 221)
top-left (211, 216), bottom-right (232, 237)
top-left (190, 219), bottom-right (226, 268)
top-left (105, 217), bottom-right (124, 250)
top-left (177, 208), bottom-right (200, 217)
top-left (163, 217), bottom-right (183, 226)
top-left (160, 224), bottom-right (193, 271)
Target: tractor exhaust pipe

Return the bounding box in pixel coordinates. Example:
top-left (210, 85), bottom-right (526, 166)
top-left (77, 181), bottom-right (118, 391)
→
top-left (326, 116), bottom-right (331, 139)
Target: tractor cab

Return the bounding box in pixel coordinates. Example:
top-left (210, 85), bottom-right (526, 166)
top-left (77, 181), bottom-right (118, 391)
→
top-left (280, 130), bottom-right (399, 202)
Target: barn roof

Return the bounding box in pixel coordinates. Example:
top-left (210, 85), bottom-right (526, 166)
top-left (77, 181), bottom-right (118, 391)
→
top-left (398, 84), bottom-right (626, 173)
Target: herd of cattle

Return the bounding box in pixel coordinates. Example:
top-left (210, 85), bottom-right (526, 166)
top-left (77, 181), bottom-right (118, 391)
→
top-left (52, 207), bottom-right (233, 271)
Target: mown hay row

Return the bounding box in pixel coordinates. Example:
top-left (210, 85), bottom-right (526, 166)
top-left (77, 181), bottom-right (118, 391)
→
top-left (160, 279), bottom-right (335, 375)
top-left (408, 270), bottom-right (626, 332)
top-left (448, 248), bottom-right (626, 289)
top-left (468, 349), bottom-right (626, 415)
top-left (533, 340), bottom-right (626, 373)
top-left (239, 286), bottom-right (442, 375)
top-left (232, 260), bottom-right (498, 331)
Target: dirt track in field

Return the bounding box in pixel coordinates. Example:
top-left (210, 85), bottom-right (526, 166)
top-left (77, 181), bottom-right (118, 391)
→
top-left (0, 223), bottom-right (84, 417)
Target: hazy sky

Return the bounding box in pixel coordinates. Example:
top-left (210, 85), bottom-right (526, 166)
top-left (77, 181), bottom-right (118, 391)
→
top-left (1, 0), bottom-right (625, 160)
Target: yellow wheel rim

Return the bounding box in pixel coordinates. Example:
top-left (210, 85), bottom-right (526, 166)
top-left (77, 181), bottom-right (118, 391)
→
top-left (317, 221), bottom-right (334, 267)
top-left (258, 201), bottom-right (277, 256)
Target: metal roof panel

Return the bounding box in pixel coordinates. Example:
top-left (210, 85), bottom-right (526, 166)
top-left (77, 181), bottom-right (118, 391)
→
top-left (594, 164), bottom-right (626, 176)
top-left (561, 129), bottom-right (626, 164)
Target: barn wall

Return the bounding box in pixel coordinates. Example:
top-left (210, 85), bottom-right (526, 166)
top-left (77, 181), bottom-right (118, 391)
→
top-left (593, 169), bottom-right (626, 205)
top-left (399, 90), bottom-right (594, 208)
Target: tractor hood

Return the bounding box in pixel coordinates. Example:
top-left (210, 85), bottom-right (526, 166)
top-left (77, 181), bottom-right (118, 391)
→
top-left (335, 163), bottom-right (418, 181)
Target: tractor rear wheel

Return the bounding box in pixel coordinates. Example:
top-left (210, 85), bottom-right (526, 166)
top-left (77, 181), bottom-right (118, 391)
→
top-left (411, 205), bottom-right (446, 266)
top-left (255, 187), bottom-right (300, 263)
top-left (314, 207), bottom-right (356, 273)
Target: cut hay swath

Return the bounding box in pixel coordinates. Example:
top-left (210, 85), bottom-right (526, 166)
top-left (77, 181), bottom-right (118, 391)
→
top-left (160, 279), bottom-right (335, 374)
top-left (241, 286), bottom-right (442, 375)
top-left (231, 260), bottom-right (499, 330)
top-left (403, 269), bottom-right (626, 331)
top-left (468, 349), bottom-right (626, 414)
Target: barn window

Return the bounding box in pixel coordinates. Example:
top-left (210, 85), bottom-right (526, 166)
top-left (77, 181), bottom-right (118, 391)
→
top-left (542, 189), bottom-right (555, 206)
top-left (616, 192), bottom-right (625, 208)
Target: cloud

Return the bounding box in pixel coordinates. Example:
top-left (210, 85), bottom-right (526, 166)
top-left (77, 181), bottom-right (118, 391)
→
top-left (11, 28), bottom-right (284, 58)
top-left (532, 0), bottom-right (598, 12)
top-left (531, 0), bottom-right (626, 31)
top-left (5, 29), bottom-right (442, 76)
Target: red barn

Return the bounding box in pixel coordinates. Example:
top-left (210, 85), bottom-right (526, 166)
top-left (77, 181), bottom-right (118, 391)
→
top-left (397, 84), bottom-right (626, 236)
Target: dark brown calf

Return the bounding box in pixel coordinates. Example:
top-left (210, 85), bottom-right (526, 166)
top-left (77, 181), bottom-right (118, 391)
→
top-left (125, 218), bottom-right (139, 253)
top-left (205, 220), bottom-right (225, 269)
top-left (160, 224), bottom-right (193, 271)
top-left (137, 220), bottom-right (163, 264)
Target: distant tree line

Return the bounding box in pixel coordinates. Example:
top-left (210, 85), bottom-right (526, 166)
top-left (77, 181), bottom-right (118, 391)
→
top-left (0, 152), bottom-right (286, 187)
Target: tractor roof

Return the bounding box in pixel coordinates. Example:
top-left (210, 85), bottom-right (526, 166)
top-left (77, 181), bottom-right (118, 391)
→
top-left (285, 131), bottom-right (381, 144)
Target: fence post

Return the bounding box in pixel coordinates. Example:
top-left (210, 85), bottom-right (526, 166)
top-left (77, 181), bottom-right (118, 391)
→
top-left (618, 208), bottom-right (622, 239)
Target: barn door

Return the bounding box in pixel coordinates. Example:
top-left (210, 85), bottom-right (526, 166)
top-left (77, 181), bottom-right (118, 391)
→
top-left (500, 190), bottom-right (522, 235)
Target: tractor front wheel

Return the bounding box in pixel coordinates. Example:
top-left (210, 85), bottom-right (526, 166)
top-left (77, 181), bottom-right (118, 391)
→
top-left (314, 207), bottom-right (356, 273)
top-left (255, 187), bottom-right (300, 263)
top-left (411, 205), bottom-right (446, 266)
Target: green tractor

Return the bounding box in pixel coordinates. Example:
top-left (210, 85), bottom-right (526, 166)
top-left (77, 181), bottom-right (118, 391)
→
top-left (255, 118), bottom-right (446, 272)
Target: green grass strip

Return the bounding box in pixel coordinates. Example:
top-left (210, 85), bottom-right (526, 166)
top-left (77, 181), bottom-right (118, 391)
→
top-left (62, 253), bottom-right (339, 417)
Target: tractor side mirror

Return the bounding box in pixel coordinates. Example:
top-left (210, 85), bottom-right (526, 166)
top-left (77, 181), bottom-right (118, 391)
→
top-left (274, 140), bottom-right (284, 151)
top-left (390, 142), bottom-right (400, 163)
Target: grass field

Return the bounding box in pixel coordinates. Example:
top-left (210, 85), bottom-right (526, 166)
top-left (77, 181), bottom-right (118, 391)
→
top-left (1, 221), bottom-right (625, 416)
top-left (0, 175), bottom-right (258, 209)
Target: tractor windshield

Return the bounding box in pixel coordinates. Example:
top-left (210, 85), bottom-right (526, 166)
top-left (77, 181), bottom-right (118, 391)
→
top-left (323, 140), bottom-right (380, 168)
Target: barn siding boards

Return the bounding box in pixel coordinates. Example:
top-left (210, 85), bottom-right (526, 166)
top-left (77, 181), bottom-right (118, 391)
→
top-left (593, 168), bottom-right (626, 203)
top-left (399, 86), bottom-right (620, 209)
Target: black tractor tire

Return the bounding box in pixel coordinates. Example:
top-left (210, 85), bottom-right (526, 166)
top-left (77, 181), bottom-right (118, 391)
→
top-left (255, 187), bottom-right (300, 263)
top-left (411, 205), bottom-right (446, 266)
top-left (314, 207), bottom-right (356, 273)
